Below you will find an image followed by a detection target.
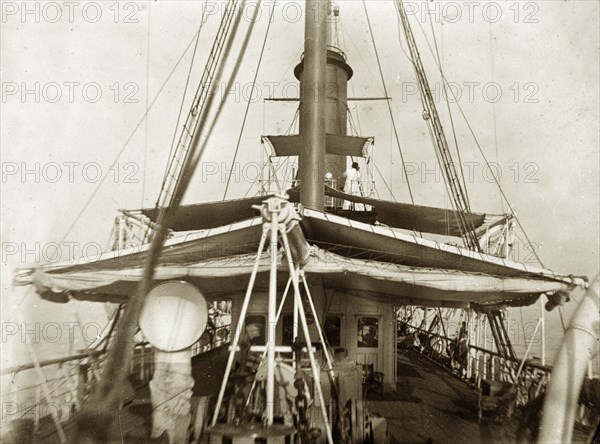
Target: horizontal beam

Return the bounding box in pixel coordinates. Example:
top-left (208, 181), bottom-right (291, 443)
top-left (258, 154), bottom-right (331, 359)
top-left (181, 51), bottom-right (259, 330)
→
top-left (229, 345), bottom-right (317, 353)
top-left (263, 97), bottom-right (391, 102)
top-left (1, 349), bottom-right (104, 375)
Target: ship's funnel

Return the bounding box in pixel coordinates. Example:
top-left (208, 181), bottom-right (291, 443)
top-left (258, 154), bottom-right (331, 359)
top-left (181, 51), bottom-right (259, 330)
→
top-left (294, 3), bottom-right (353, 183)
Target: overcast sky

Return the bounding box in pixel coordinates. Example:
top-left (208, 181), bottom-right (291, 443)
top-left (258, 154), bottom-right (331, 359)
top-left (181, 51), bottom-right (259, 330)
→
top-left (1, 1), bottom-right (599, 363)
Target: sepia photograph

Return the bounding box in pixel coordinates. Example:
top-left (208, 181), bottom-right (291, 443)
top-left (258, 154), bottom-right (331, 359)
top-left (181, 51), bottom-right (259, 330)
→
top-left (1, 1), bottom-right (598, 442)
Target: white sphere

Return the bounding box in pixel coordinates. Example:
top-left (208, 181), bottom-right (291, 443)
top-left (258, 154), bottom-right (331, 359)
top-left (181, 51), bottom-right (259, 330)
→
top-left (139, 281), bottom-right (208, 352)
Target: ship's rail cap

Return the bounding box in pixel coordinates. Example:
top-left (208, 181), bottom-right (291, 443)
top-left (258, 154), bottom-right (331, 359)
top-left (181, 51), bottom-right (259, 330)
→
top-left (298, 46), bottom-right (348, 62)
top-left (326, 45), bottom-right (347, 60)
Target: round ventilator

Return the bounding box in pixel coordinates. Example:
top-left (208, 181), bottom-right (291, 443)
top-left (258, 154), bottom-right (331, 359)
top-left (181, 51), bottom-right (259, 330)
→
top-left (139, 281), bottom-right (208, 352)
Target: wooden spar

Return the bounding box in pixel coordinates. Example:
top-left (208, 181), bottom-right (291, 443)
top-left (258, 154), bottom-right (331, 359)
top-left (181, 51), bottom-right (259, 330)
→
top-left (72, 2), bottom-right (242, 439)
top-left (299, 0), bottom-right (327, 211)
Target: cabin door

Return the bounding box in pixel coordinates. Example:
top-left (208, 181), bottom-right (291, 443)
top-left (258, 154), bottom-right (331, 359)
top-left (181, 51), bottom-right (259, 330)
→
top-left (355, 316), bottom-right (383, 372)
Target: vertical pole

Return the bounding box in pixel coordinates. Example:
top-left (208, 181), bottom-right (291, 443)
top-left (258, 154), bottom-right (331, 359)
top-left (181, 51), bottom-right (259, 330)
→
top-left (211, 228), bottom-right (269, 426)
top-left (118, 215), bottom-right (124, 251)
top-left (293, 272), bottom-right (299, 353)
top-left (503, 220), bottom-right (509, 258)
top-left (34, 385), bottom-right (41, 432)
top-left (300, 271), bottom-right (335, 376)
top-left (466, 310), bottom-right (472, 378)
top-left (245, 278), bottom-right (294, 409)
top-left (482, 315), bottom-right (488, 380)
top-left (281, 237), bottom-right (334, 444)
top-left (474, 313), bottom-right (480, 382)
top-left (299, 0), bottom-right (327, 210)
top-left (540, 295), bottom-right (546, 366)
top-left (512, 319), bottom-right (542, 389)
top-left (266, 216), bottom-right (279, 425)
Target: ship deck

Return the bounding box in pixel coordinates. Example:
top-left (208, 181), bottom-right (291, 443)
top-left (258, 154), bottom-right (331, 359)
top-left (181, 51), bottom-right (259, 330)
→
top-left (373, 350), bottom-right (517, 443)
top-left (372, 350), bottom-right (593, 443)
top-left (29, 347), bottom-right (593, 443)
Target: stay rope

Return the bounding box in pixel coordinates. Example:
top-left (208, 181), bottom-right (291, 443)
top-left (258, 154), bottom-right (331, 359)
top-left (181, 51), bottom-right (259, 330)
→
top-left (57, 26), bottom-right (215, 246)
top-left (223, 0), bottom-right (275, 200)
top-left (362, 0), bottom-right (415, 204)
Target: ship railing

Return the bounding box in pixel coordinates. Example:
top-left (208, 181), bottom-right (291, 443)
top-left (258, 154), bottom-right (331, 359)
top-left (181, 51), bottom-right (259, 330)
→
top-left (190, 324), bottom-right (231, 356)
top-left (1, 323), bottom-right (231, 442)
top-left (398, 321), bottom-right (596, 426)
top-left (1, 348), bottom-right (105, 442)
top-left (257, 178), bottom-right (378, 210)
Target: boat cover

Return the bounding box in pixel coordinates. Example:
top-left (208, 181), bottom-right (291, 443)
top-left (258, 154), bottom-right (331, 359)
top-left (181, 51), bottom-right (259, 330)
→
top-left (16, 209), bottom-right (585, 311)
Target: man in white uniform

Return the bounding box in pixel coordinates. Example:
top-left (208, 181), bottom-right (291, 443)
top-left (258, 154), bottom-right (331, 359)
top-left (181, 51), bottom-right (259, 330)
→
top-left (342, 162), bottom-right (361, 210)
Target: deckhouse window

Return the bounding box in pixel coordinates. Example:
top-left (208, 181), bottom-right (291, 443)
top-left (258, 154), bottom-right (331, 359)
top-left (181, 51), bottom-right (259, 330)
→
top-left (357, 317), bottom-right (379, 348)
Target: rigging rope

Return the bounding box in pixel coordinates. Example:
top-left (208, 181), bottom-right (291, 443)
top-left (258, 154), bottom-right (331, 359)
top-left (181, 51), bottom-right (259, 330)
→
top-left (394, 0), bottom-right (480, 251)
top-left (156, 0), bottom-right (244, 210)
top-left (142, 3), bottom-right (151, 208)
top-left (58, 27), bottom-right (211, 246)
top-left (157, 6), bottom-right (207, 206)
top-left (398, 5), bottom-right (544, 267)
top-left (223, 0), bottom-right (274, 200)
top-left (489, 22), bottom-right (504, 213)
top-left (339, 17), bottom-right (381, 93)
top-left (176, 0), bottom-right (260, 198)
top-left (361, 0), bottom-right (415, 204)
top-left (80, 2), bottom-right (249, 429)
top-left (424, 19), bottom-right (467, 240)
top-left (423, 114), bottom-right (465, 238)
top-left (453, 101), bottom-right (545, 267)
top-left (426, 18), bottom-right (472, 214)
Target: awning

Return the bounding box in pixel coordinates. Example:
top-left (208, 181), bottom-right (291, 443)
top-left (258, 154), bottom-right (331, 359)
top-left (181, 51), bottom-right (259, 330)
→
top-left (299, 209), bottom-right (571, 279)
top-left (34, 218), bottom-right (265, 275)
top-left (20, 246), bottom-right (580, 313)
top-left (16, 209), bottom-right (585, 310)
top-left (143, 187), bottom-right (501, 237)
top-left (141, 196), bottom-right (270, 231)
top-left (320, 185), bottom-right (488, 237)
top-left (263, 134), bottom-right (372, 157)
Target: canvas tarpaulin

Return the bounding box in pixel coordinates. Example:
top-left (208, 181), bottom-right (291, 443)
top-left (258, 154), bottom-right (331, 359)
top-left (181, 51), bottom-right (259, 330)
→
top-left (142, 186), bottom-right (501, 237)
top-left (17, 209), bottom-right (584, 310)
top-left (141, 196), bottom-right (270, 232)
top-left (263, 134), bottom-right (372, 157)
top-left (21, 247), bottom-right (577, 311)
top-left (320, 185), bottom-right (489, 237)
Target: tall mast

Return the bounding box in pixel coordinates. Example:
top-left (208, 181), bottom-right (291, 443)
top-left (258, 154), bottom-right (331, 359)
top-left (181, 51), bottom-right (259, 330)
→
top-left (299, 0), bottom-right (327, 211)
top-left (396, 1), bottom-right (481, 251)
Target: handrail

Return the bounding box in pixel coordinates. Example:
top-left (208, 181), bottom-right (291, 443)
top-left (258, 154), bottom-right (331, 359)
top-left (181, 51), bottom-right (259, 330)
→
top-left (398, 321), bottom-right (551, 372)
top-left (1, 349), bottom-right (105, 376)
top-left (400, 316), bottom-right (598, 430)
top-left (2, 321), bottom-right (232, 441)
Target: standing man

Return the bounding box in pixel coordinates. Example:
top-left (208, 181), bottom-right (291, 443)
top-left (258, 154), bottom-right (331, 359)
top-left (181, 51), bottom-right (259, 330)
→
top-left (342, 162), bottom-right (361, 210)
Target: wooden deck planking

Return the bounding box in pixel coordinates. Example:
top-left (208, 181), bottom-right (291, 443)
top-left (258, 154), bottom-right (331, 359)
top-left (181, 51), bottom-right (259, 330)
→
top-left (369, 350), bottom-right (516, 443)
top-left (369, 350), bottom-right (593, 444)
top-left (29, 347), bottom-right (595, 443)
